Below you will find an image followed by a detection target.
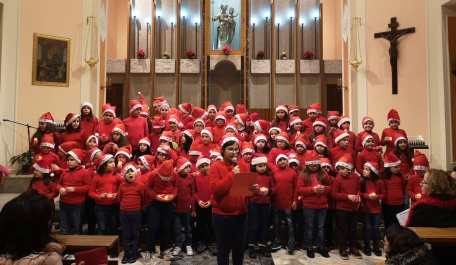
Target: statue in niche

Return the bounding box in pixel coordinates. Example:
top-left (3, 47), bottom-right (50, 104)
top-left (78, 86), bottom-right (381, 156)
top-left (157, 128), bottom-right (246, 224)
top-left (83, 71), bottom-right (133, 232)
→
top-left (213, 4), bottom-right (237, 49)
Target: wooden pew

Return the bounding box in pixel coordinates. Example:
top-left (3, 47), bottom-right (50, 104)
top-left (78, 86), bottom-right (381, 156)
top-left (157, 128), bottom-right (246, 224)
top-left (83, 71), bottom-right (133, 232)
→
top-left (409, 227), bottom-right (456, 245)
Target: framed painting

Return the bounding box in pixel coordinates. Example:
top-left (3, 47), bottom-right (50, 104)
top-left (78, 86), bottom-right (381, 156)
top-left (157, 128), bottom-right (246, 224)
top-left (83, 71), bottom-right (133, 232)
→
top-left (32, 33), bottom-right (71, 86)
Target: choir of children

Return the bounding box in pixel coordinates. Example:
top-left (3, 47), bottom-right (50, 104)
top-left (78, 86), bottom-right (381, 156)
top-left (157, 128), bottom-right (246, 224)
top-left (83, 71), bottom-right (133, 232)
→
top-left (29, 96), bottom-right (427, 263)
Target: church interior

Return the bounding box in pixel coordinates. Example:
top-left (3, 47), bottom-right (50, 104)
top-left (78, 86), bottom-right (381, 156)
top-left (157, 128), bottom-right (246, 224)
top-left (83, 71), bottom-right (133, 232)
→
top-left (0, 0), bottom-right (456, 265)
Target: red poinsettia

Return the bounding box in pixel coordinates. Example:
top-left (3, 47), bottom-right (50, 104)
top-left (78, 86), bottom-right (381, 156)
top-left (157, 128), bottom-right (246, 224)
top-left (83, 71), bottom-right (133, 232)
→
top-left (137, 48), bottom-right (146, 59)
top-left (303, 50), bottom-right (315, 60)
top-left (186, 50), bottom-right (196, 59)
top-left (222, 44), bottom-right (232, 55)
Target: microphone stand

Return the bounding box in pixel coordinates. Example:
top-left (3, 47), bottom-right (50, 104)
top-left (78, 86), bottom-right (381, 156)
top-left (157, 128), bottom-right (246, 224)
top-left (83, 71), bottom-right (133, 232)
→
top-left (2, 119), bottom-right (37, 151)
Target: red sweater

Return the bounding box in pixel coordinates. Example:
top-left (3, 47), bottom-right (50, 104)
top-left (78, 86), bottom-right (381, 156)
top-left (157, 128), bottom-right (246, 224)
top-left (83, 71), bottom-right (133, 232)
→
top-left (298, 172), bottom-right (330, 209)
top-left (95, 118), bottom-right (123, 145)
top-left (30, 179), bottom-right (59, 200)
top-left (123, 116), bottom-right (149, 149)
top-left (212, 125), bottom-right (226, 145)
top-left (250, 172), bottom-right (273, 204)
top-left (383, 174), bottom-right (406, 205)
top-left (360, 179), bottom-right (385, 214)
top-left (175, 174), bottom-right (195, 213)
top-left (407, 174), bottom-right (423, 204)
top-left (209, 160), bottom-right (247, 215)
top-left (34, 151), bottom-right (60, 171)
top-left (302, 118), bottom-right (316, 136)
top-left (58, 166), bottom-right (92, 204)
top-left (331, 173), bottom-right (360, 212)
top-left (272, 167), bottom-right (297, 210)
top-left (89, 172), bottom-right (122, 205)
top-left (381, 127), bottom-right (407, 154)
top-left (58, 130), bottom-right (85, 147)
top-left (146, 171), bottom-right (178, 204)
top-left (80, 116), bottom-right (99, 139)
top-left (330, 145), bottom-right (356, 166)
top-left (355, 130), bottom-right (380, 152)
top-left (194, 172), bottom-right (212, 203)
top-left (118, 181), bottom-right (145, 211)
top-left (356, 148), bottom-right (383, 175)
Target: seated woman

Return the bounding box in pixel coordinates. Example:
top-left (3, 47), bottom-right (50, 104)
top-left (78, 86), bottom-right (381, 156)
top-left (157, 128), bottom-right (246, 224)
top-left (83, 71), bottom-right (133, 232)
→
top-left (0, 191), bottom-right (65, 265)
top-left (384, 225), bottom-right (438, 265)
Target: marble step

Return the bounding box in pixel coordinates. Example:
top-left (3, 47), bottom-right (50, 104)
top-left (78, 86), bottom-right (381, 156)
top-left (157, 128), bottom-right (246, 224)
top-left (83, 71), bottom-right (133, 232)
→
top-left (0, 174), bottom-right (32, 193)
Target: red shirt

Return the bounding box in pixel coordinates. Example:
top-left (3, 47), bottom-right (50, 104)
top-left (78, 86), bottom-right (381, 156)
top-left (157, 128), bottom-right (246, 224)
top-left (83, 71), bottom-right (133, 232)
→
top-left (299, 172), bottom-right (330, 209)
top-left (249, 172), bottom-right (273, 204)
top-left (80, 116), bottom-right (99, 139)
top-left (89, 172), bottom-right (122, 205)
top-left (360, 179), bottom-right (385, 214)
top-left (381, 127), bottom-right (407, 154)
top-left (355, 130), bottom-right (380, 152)
top-left (194, 172), bottom-right (212, 203)
top-left (95, 118), bottom-right (123, 145)
top-left (407, 174), bottom-right (423, 204)
top-left (118, 181), bottom-right (145, 211)
top-left (175, 174), bottom-right (195, 213)
top-left (272, 167), bottom-right (297, 210)
top-left (34, 151), bottom-right (60, 171)
top-left (58, 130), bottom-right (85, 147)
top-left (356, 148), bottom-right (383, 175)
top-left (30, 179), bottom-right (59, 200)
top-left (209, 160), bottom-right (247, 215)
top-left (123, 116), bottom-right (149, 149)
top-left (330, 145), bottom-right (356, 166)
top-left (146, 171), bottom-right (178, 204)
top-left (331, 173), bottom-right (360, 212)
top-left (58, 166), bottom-right (92, 205)
top-left (212, 125), bottom-right (226, 145)
top-left (383, 174), bottom-right (405, 205)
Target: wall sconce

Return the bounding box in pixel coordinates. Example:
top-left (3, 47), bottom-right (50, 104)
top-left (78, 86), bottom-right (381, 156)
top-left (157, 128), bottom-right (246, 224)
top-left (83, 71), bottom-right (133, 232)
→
top-left (349, 17), bottom-right (362, 71)
top-left (85, 16), bottom-right (99, 67)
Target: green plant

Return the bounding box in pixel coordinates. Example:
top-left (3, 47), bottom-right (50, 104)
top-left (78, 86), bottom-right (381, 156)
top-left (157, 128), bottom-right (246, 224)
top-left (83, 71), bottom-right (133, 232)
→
top-left (9, 150), bottom-right (33, 174)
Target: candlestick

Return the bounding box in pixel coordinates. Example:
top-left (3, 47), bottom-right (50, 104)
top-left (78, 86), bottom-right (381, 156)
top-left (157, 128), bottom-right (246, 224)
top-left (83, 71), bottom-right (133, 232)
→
top-left (171, 22), bottom-right (174, 59)
top-left (301, 23), bottom-right (304, 59)
top-left (264, 17), bottom-right (268, 59)
top-left (157, 16), bottom-right (161, 58)
top-left (195, 22), bottom-right (198, 57)
top-left (146, 22), bottom-right (150, 58)
top-left (136, 18), bottom-right (140, 58)
top-left (133, 15), bottom-right (137, 58)
top-left (314, 17), bottom-right (317, 57)
top-left (252, 23), bottom-right (256, 59)
top-left (289, 17), bottom-right (293, 59)
top-left (182, 16), bottom-right (186, 57)
top-left (277, 23), bottom-right (280, 59)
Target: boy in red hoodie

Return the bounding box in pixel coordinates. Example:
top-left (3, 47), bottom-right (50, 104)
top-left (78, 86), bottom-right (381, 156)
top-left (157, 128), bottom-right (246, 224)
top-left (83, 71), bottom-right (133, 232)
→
top-left (331, 154), bottom-right (361, 259)
top-left (118, 163), bottom-right (145, 264)
top-left (271, 154), bottom-right (297, 254)
top-left (58, 149), bottom-right (91, 234)
top-left (123, 99), bottom-right (149, 151)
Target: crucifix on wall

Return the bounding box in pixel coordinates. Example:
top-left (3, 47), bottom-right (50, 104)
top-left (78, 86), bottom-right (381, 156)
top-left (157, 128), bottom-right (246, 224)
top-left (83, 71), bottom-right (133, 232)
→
top-left (374, 17), bottom-right (415, 94)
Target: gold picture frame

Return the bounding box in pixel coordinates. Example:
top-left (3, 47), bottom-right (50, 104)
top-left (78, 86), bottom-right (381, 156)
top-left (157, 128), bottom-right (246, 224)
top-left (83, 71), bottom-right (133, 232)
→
top-left (32, 33), bottom-right (71, 87)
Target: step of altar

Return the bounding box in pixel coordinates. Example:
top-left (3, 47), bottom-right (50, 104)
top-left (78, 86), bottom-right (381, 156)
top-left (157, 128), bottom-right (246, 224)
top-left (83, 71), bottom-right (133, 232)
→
top-left (0, 174), bottom-right (32, 193)
top-left (271, 249), bottom-right (385, 265)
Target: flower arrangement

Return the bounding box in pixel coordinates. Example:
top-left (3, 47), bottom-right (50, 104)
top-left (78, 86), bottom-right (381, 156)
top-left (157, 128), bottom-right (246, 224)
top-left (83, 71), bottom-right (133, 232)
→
top-left (222, 44), bottom-right (232, 55)
top-left (302, 50), bottom-right (315, 60)
top-left (137, 48), bottom-right (146, 59)
top-left (256, 51), bottom-right (265, 60)
top-left (186, 50), bottom-right (196, 59)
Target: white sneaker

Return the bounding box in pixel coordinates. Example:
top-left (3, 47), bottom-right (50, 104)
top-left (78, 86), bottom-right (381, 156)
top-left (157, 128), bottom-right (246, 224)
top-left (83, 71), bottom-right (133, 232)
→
top-left (186, 245), bottom-right (194, 256)
top-left (172, 247), bottom-right (182, 256)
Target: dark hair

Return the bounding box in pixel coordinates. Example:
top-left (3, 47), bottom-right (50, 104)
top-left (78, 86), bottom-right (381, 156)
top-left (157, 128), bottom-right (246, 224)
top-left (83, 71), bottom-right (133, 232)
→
top-left (250, 163), bottom-right (272, 175)
top-left (360, 170), bottom-right (379, 193)
top-left (80, 105), bottom-right (94, 120)
top-left (30, 172), bottom-right (53, 187)
top-left (221, 140), bottom-right (238, 157)
top-left (97, 161), bottom-right (110, 175)
top-left (254, 142), bottom-right (271, 154)
top-left (182, 134), bottom-right (194, 154)
top-left (385, 225), bottom-right (426, 257)
top-left (314, 144), bottom-right (330, 157)
top-left (301, 166), bottom-right (330, 186)
top-left (0, 191), bottom-right (55, 260)
top-left (113, 134), bottom-right (130, 148)
top-left (394, 144), bottom-right (412, 166)
top-left (383, 167), bottom-right (402, 180)
top-left (133, 145), bottom-right (151, 159)
top-left (272, 111), bottom-right (289, 124)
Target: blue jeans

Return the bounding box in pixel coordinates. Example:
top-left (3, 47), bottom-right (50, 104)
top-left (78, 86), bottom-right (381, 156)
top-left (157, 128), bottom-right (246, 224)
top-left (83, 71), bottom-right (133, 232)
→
top-left (302, 208), bottom-right (327, 249)
top-left (174, 212), bottom-right (193, 247)
top-left (363, 213), bottom-right (381, 247)
top-left (213, 213), bottom-right (247, 265)
top-left (273, 207), bottom-right (295, 250)
top-left (248, 203), bottom-right (270, 246)
top-left (120, 211), bottom-right (141, 259)
top-left (59, 202), bottom-right (83, 235)
top-left (95, 204), bottom-right (119, 235)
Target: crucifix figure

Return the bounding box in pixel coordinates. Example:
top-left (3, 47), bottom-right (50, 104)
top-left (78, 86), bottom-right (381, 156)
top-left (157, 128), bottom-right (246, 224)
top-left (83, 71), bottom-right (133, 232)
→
top-left (374, 17), bottom-right (415, 94)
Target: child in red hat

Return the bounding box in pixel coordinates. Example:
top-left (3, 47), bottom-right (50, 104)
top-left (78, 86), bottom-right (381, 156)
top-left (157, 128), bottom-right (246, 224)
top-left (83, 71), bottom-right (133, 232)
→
top-left (59, 113), bottom-right (85, 148)
top-left (253, 134), bottom-right (270, 155)
top-left (80, 102), bottom-right (99, 137)
top-left (103, 124), bottom-right (132, 155)
top-left (392, 133), bottom-right (412, 177)
top-left (303, 103), bottom-right (323, 136)
top-left (268, 132), bottom-right (291, 171)
top-left (356, 132), bottom-right (383, 175)
top-left (34, 134), bottom-right (61, 175)
top-left (96, 104), bottom-right (123, 148)
top-left (337, 116), bottom-right (357, 152)
top-left (205, 105), bottom-right (218, 128)
top-left (31, 112), bottom-right (56, 154)
top-left (133, 137), bottom-right (152, 161)
top-left (382, 152), bottom-right (406, 229)
top-left (355, 116), bottom-right (380, 152)
top-left (238, 142), bottom-right (254, 173)
top-left (123, 100), bottom-right (149, 151)
top-left (330, 129), bottom-right (356, 166)
top-left (407, 151), bottom-right (429, 205)
top-left (288, 116), bottom-right (304, 144)
top-left (381, 109), bottom-right (408, 154)
top-left (29, 162), bottom-right (58, 201)
top-left (271, 105), bottom-right (290, 132)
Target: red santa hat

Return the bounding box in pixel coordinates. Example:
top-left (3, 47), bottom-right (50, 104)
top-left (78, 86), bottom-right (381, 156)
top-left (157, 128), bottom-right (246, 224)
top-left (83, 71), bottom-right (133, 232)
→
top-left (305, 150), bottom-right (321, 166)
top-left (168, 115), bottom-right (180, 125)
top-left (129, 99), bottom-right (143, 113)
top-left (364, 161), bottom-right (380, 175)
top-left (236, 104), bottom-right (247, 114)
top-left (235, 113), bottom-right (251, 128)
top-left (139, 137), bottom-right (151, 147)
top-left (360, 132), bottom-right (374, 147)
top-left (40, 134), bottom-right (55, 149)
top-left (413, 151), bottom-right (429, 171)
top-left (193, 118), bottom-right (205, 128)
top-left (64, 113), bottom-right (80, 127)
top-left (307, 103), bottom-right (321, 114)
top-left (32, 161), bottom-right (51, 174)
top-left (268, 126), bottom-right (281, 134)
top-left (320, 157), bottom-right (332, 169)
top-left (81, 102), bottom-right (94, 111)
top-left (254, 134), bottom-right (268, 145)
top-left (137, 91), bottom-right (150, 116)
top-left (288, 104), bottom-right (300, 115)
top-left (183, 129), bottom-right (194, 140)
top-left (314, 134), bottom-right (328, 148)
top-left (121, 163), bottom-right (139, 177)
top-left (153, 96), bottom-right (167, 108)
top-left (215, 112), bottom-right (227, 122)
top-left (157, 144), bottom-right (171, 155)
top-left (115, 147), bottom-right (132, 159)
top-left (288, 153), bottom-right (300, 166)
top-left (88, 147), bottom-right (102, 161)
top-left (289, 116), bottom-right (303, 127)
top-left (275, 132), bottom-right (289, 144)
top-left (201, 129), bottom-right (214, 141)
top-left (327, 111), bottom-right (340, 121)
top-left (67, 148), bottom-right (86, 164)
top-left (159, 131), bottom-right (175, 143)
top-left (275, 154), bottom-right (289, 164)
top-left (176, 157), bottom-right (192, 173)
top-left (337, 116), bottom-right (351, 128)
top-left (251, 155), bottom-right (268, 166)
top-left (254, 120), bottom-right (270, 133)
top-left (383, 152), bottom-right (401, 168)
top-left (178, 102), bottom-right (193, 115)
top-left (313, 116), bottom-right (327, 128)
top-left (207, 104), bottom-right (217, 112)
top-left (86, 134), bottom-right (99, 146)
top-left (221, 133), bottom-right (240, 147)
top-left (275, 105), bottom-right (288, 113)
top-left (387, 109), bottom-right (401, 123)
top-left (224, 123), bottom-right (237, 133)
top-left (58, 141), bottom-right (81, 154)
top-left (139, 155), bottom-right (155, 170)
top-left (112, 123), bottom-right (127, 136)
top-left (393, 133), bottom-right (407, 147)
top-left (250, 112), bottom-right (260, 122)
top-left (333, 129), bottom-right (350, 143)
top-left (196, 157), bottom-right (211, 168)
top-left (39, 112), bottom-right (55, 124)
top-left (335, 154), bottom-right (354, 170)
top-left (294, 135), bottom-right (308, 148)
top-left (220, 101), bottom-right (234, 112)
top-left (151, 116), bottom-right (166, 129)
top-left (241, 142), bottom-right (254, 155)
top-left (102, 104), bottom-right (116, 117)
top-left (210, 146), bottom-right (221, 158)
top-left (188, 143), bottom-right (202, 156)
top-left (158, 160), bottom-right (174, 176)
top-left (362, 116), bottom-right (375, 126)
top-left (95, 153), bottom-right (114, 169)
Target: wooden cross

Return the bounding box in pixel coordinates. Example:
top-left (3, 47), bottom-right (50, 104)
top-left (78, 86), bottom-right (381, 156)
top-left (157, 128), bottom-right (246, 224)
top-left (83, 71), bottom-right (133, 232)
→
top-left (374, 17), bottom-right (415, 94)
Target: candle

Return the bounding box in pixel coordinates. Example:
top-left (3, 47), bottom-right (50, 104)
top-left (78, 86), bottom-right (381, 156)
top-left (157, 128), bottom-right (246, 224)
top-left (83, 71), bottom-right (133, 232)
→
top-left (314, 17), bottom-right (317, 57)
top-left (195, 22), bottom-right (198, 57)
top-left (264, 17), bottom-right (268, 59)
top-left (301, 23), bottom-right (304, 59)
top-left (157, 16), bottom-right (161, 58)
top-left (133, 15), bottom-right (137, 58)
top-left (146, 22), bottom-right (150, 58)
top-left (277, 23), bottom-right (280, 59)
top-left (182, 16), bottom-right (186, 56)
top-left (289, 17), bottom-right (293, 59)
top-left (252, 22), bottom-right (256, 59)
top-left (171, 22), bottom-right (174, 59)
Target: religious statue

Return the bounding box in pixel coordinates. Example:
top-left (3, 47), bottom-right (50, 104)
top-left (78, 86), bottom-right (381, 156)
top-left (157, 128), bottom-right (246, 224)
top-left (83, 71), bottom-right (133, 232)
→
top-left (212, 4), bottom-right (237, 49)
